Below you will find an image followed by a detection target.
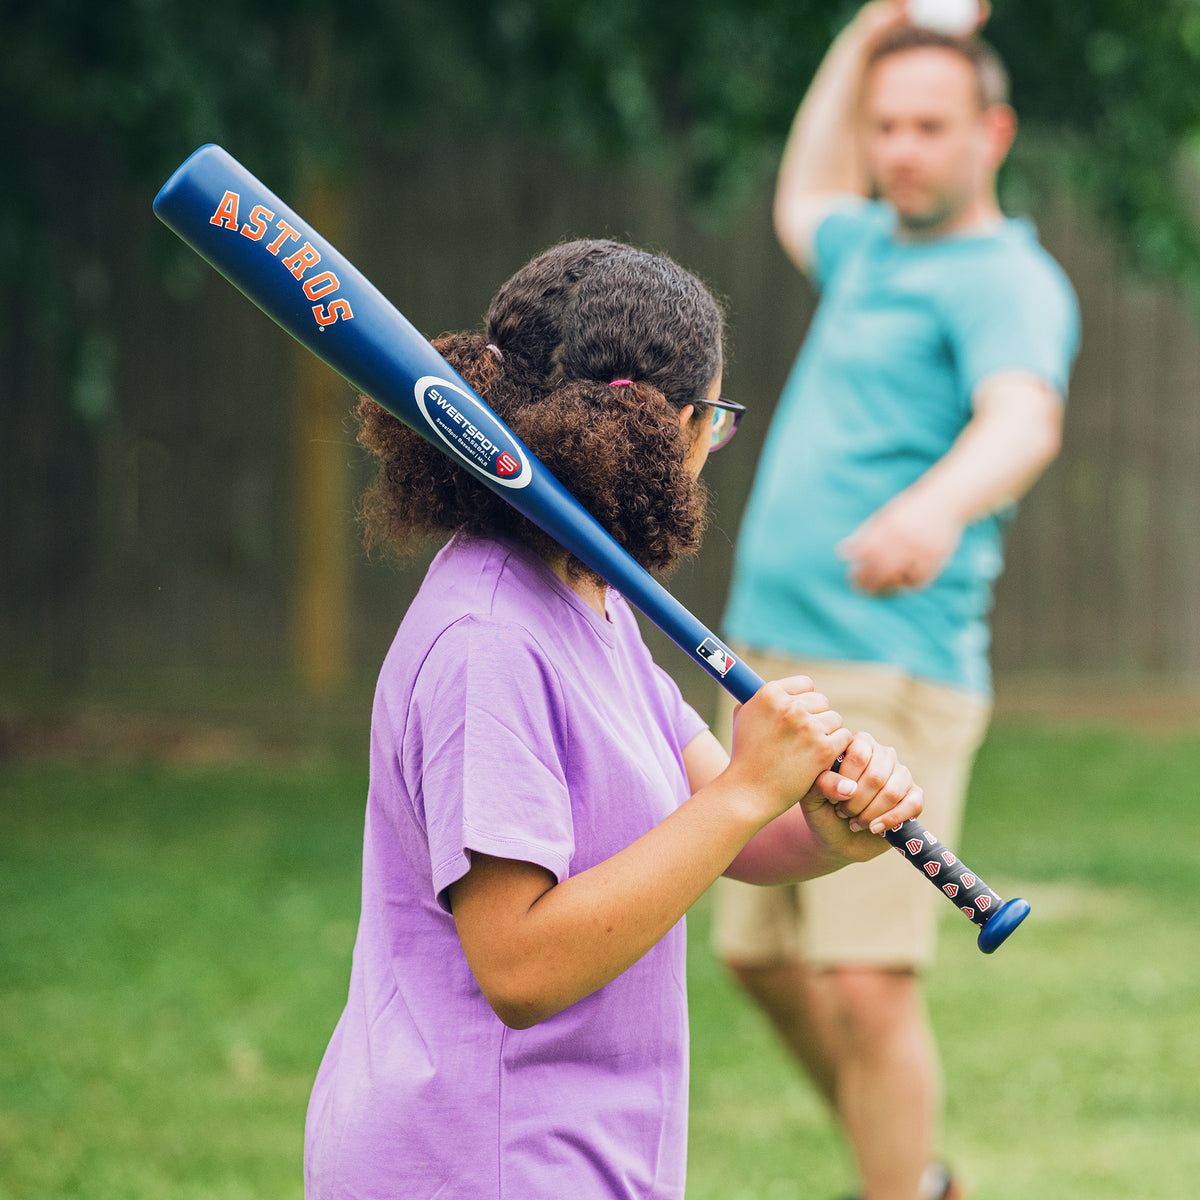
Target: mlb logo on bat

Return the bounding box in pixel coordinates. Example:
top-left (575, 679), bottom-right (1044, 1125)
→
top-left (696, 638), bottom-right (735, 676)
top-left (961, 872), bottom-right (976, 888)
top-left (976, 895), bottom-right (991, 912)
top-left (942, 883), bottom-right (959, 898)
top-left (906, 838), bottom-right (924, 855)
top-left (924, 861), bottom-right (941, 877)
top-left (941, 851), bottom-right (957, 866)
top-left (496, 453), bottom-right (521, 477)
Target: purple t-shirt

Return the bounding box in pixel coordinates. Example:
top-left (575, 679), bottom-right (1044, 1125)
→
top-left (305, 535), bottom-right (708, 1200)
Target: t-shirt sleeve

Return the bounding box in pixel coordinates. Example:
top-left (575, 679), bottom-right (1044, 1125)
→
top-left (812, 200), bottom-right (890, 291)
top-left (408, 616), bottom-right (576, 912)
top-left (946, 251), bottom-right (1081, 400)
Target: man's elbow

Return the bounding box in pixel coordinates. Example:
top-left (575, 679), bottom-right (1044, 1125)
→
top-left (979, 375), bottom-right (1066, 483)
top-left (772, 198), bottom-right (810, 271)
top-left (1033, 403), bottom-right (1064, 471)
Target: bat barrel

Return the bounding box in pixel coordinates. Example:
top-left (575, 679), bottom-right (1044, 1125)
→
top-left (153, 144), bottom-right (750, 696)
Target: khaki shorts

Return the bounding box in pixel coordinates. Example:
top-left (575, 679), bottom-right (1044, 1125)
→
top-left (710, 650), bottom-right (992, 971)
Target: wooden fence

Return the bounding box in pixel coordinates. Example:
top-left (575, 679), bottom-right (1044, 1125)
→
top-left (3, 136), bottom-right (1199, 718)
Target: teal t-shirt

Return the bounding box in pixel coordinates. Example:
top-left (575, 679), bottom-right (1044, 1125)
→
top-left (723, 202), bottom-right (1080, 694)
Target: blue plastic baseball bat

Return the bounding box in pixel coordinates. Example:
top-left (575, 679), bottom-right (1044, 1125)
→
top-left (153, 144), bottom-right (1029, 953)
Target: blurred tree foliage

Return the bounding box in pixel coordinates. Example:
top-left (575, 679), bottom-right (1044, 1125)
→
top-left (4, 0), bottom-right (1200, 405)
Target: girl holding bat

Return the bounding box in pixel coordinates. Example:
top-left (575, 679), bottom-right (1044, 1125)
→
top-left (304, 239), bottom-right (923, 1200)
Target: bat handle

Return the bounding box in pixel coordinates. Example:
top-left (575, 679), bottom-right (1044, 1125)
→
top-left (829, 755), bottom-right (1029, 952)
top-left (881, 817), bottom-right (1030, 953)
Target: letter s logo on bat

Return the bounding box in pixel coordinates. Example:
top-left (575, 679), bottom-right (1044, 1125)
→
top-left (414, 376), bottom-right (532, 488)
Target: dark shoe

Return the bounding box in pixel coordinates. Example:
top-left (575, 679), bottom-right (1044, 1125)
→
top-left (923, 1163), bottom-right (965, 1200)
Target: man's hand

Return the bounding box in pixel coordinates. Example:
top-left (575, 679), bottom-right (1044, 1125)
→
top-left (838, 488), bottom-right (965, 593)
top-left (838, 372), bottom-right (1064, 595)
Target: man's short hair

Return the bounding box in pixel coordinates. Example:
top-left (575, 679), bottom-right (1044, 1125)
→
top-left (868, 26), bottom-right (1011, 110)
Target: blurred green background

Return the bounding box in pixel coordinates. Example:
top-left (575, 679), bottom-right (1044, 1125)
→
top-left (3, 2), bottom-right (1200, 1197)
top-left (4, 0), bottom-right (1200, 705)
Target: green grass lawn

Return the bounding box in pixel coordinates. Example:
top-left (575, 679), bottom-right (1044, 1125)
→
top-left (3, 719), bottom-right (1199, 1199)
top-left (687, 723), bottom-right (1200, 1200)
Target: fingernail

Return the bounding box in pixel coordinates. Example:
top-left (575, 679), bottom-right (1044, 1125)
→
top-left (848, 820), bottom-right (863, 832)
top-left (837, 779), bottom-right (856, 797)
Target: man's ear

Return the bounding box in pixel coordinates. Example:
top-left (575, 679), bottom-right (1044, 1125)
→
top-left (985, 103), bottom-right (1017, 168)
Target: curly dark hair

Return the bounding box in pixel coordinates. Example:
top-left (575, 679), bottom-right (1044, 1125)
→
top-left (356, 239), bottom-right (725, 578)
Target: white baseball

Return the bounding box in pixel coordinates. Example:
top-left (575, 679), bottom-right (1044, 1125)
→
top-left (906, 0), bottom-right (980, 35)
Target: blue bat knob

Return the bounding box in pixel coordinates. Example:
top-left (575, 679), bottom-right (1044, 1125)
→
top-left (976, 897), bottom-right (1031, 954)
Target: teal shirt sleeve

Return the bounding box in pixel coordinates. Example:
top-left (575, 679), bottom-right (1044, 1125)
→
top-left (942, 229), bottom-right (1080, 399)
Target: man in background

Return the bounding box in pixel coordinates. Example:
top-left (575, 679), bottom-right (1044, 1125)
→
top-left (714, 4), bottom-right (1079, 1199)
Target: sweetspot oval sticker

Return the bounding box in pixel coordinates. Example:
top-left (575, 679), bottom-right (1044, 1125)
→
top-left (414, 376), bottom-right (532, 488)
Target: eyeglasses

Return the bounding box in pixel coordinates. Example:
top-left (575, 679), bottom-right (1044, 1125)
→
top-left (705, 397), bottom-right (745, 452)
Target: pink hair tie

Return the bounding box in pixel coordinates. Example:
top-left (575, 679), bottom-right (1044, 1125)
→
top-left (609, 379), bottom-right (634, 387)
top-left (486, 344), bottom-right (504, 361)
